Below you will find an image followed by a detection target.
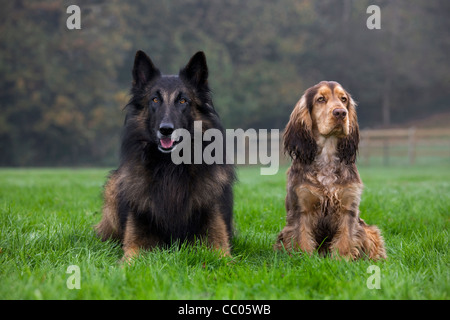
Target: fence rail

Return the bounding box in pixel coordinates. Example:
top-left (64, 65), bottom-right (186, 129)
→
top-left (245, 127), bottom-right (450, 167)
top-left (359, 127), bottom-right (450, 166)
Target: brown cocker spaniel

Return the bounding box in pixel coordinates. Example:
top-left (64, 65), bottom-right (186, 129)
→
top-left (275, 81), bottom-right (386, 260)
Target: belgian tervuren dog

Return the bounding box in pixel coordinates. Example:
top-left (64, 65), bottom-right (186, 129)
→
top-left (95, 50), bottom-right (235, 261)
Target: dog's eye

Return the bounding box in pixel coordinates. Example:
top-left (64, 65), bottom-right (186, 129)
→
top-left (179, 98), bottom-right (186, 104)
top-left (317, 96), bottom-right (325, 102)
top-left (152, 97), bottom-right (159, 103)
top-left (341, 97), bottom-right (347, 103)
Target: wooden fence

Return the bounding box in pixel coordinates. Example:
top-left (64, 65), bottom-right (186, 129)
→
top-left (243, 127), bottom-right (450, 167)
top-left (359, 128), bottom-right (450, 166)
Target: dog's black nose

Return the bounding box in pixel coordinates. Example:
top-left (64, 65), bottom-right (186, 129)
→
top-left (159, 122), bottom-right (174, 136)
top-left (332, 108), bottom-right (347, 119)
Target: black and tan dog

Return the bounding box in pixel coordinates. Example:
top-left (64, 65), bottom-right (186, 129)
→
top-left (275, 81), bottom-right (386, 260)
top-left (95, 51), bottom-right (235, 261)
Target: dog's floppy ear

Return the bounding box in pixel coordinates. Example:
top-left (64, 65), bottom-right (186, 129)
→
top-left (179, 51), bottom-right (208, 89)
top-left (283, 94), bottom-right (317, 164)
top-left (337, 94), bottom-right (359, 164)
top-left (132, 50), bottom-right (161, 88)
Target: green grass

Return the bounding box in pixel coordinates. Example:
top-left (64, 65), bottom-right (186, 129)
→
top-left (0, 165), bottom-right (448, 300)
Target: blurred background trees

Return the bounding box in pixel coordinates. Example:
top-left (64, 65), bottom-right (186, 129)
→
top-left (0, 0), bottom-right (448, 166)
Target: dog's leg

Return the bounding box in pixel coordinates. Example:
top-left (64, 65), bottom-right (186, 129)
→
top-left (121, 213), bottom-right (159, 263)
top-left (330, 212), bottom-right (357, 260)
top-left (274, 224), bottom-right (296, 251)
top-left (205, 211), bottom-right (231, 257)
top-left (275, 185), bottom-right (318, 254)
top-left (274, 212), bottom-right (316, 254)
top-left (295, 187), bottom-right (319, 254)
top-left (95, 172), bottom-right (121, 241)
top-left (297, 213), bottom-right (317, 254)
top-left (331, 213), bottom-right (387, 260)
top-left (329, 185), bottom-right (364, 260)
top-left (360, 219), bottom-right (387, 260)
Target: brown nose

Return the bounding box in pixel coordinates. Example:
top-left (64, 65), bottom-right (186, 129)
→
top-left (332, 108), bottom-right (347, 119)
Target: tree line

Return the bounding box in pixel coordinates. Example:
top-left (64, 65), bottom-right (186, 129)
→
top-left (0, 0), bottom-right (448, 166)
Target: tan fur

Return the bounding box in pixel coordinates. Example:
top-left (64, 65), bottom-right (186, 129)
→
top-left (121, 213), bottom-right (160, 262)
top-left (275, 81), bottom-right (386, 260)
top-left (95, 165), bottom-right (235, 261)
top-left (205, 210), bottom-right (231, 257)
top-left (95, 172), bottom-right (121, 241)
top-left (310, 84), bottom-right (351, 137)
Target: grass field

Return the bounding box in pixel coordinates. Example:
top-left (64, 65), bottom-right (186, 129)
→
top-left (0, 165), bottom-right (448, 300)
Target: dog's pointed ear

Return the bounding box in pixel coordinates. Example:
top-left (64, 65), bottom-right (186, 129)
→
top-left (180, 51), bottom-right (208, 88)
top-left (283, 94), bottom-right (317, 164)
top-left (338, 95), bottom-right (359, 164)
top-left (132, 50), bottom-right (161, 88)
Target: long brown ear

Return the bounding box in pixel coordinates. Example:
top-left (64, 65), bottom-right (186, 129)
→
top-left (337, 95), bottom-right (359, 164)
top-left (283, 94), bottom-right (317, 164)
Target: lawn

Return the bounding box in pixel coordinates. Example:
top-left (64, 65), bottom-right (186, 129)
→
top-left (0, 165), bottom-right (448, 300)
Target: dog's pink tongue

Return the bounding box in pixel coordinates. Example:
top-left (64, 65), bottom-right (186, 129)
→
top-left (160, 138), bottom-right (174, 149)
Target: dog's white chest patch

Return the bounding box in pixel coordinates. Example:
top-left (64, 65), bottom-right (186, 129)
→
top-left (315, 137), bottom-right (340, 192)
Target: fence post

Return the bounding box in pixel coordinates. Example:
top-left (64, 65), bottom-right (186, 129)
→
top-left (383, 138), bottom-right (389, 166)
top-left (408, 127), bottom-right (416, 165)
top-left (362, 130), bottom-right (371, 166)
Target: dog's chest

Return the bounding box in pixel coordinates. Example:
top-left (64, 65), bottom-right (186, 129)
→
top-left (301, 153), bottom-right (354, 213)
top-left (313, 147), bottom-right (341, 196)
top-left (299, 158), bottom-right (361, 216)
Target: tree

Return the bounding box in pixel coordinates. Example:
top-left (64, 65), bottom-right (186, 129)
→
top-left (0, 0), bottom-right (130, 165)
top-left (0, 0), bottom-right (448, 166)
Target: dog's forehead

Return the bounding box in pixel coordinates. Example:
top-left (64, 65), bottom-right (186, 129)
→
top-left (316, 85), bottom-right (333, 96)
top-left (149, 75), bottom-right (188, 94)
top-left (314, 82), bottom-right (346, 97)
top-left (333, 85), bottom-right (347, 96)
top-left (157, 75), bottom-right (183, 88)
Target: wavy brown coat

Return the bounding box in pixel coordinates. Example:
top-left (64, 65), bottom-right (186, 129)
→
top-left (275, 81), bottom-right (386, 260)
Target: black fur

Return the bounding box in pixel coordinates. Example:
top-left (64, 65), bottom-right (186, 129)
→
top-left (97, 51), bottom-right (235, 252)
